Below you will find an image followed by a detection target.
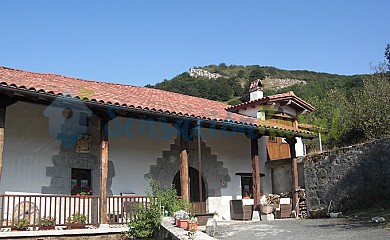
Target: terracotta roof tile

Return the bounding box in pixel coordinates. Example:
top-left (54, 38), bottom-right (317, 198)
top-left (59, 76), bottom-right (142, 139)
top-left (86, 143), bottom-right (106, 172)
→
top-left (0, 66), bottom-right (315, 136)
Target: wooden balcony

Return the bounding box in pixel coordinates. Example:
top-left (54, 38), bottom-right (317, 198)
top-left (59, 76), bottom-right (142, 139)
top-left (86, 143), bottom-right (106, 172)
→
top-left (0, 194), bottom-right (150, 229)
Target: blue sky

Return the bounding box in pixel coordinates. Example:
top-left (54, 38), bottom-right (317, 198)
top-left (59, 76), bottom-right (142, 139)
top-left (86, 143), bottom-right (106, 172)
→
top-left (0, 1), bottom-right (389, 86)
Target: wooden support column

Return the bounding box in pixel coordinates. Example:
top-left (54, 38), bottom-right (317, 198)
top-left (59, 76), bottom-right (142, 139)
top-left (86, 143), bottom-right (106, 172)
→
top-left (179, 129), bottom-right (189, 203)
top-left (0, 106), bottom-right (5, 181)
top-left (100, 119), bottom-right (109, 224)
top-left (288, 138), bottom-right (300, 217)
top-left (250, 136), bottom-right (261, 207)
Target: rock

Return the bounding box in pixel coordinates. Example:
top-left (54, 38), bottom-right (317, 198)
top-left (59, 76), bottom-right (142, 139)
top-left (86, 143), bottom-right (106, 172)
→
top-left (371, 217), bottom-right (386, 223)
top-left (205, 218), bottom-right (217, 237)
top-left (329, 212), bottom-right (342, 218)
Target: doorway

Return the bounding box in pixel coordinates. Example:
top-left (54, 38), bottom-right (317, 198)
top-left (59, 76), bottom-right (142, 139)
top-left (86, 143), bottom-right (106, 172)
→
top-left (173, 167), bottom-right (207, 203)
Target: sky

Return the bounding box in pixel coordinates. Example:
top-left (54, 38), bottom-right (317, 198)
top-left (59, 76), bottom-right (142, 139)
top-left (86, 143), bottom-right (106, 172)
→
top-left (0, 0), bottom-right (389, 86)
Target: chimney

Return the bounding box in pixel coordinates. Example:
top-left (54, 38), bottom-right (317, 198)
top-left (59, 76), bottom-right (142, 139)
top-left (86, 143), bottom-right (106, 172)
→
top-left (249, 79), bottom-right (263, 101)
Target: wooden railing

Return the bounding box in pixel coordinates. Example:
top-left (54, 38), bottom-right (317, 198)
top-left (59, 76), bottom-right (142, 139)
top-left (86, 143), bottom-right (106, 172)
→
top-left (106, 195), bottom-right (150, 224)
top-left (0, 194), bottom-right (149, 228)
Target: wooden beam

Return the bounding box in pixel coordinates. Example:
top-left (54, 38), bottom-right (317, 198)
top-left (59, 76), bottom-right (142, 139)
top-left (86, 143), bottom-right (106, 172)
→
top-left (288, 138), bottom-right (300, 217)
top-left (100, 119), bottom-right (109, 224)
top-left (250, 137), bottom-right (261, 207)
top-left (0, 106), bottom-right (5, 181)
top-left (179, 130), bottom-right (189, 203)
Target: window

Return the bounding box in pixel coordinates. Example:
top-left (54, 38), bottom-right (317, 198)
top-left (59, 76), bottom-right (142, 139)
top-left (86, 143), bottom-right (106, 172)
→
top-left (241, 176), bottom-right (253, 198)
top-left (281, 138), bottom-right (287, 143)
top-left (79, 112), bottom-right (90, 127)
top-left (236, 173), bottom-right (265, 198)
top-left (269, 136), bottom-right (277, 142)
top-left (71, 168), bottom-right (92, 195)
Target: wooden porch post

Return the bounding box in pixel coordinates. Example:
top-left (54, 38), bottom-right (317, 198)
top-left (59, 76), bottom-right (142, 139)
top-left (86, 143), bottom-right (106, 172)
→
top-left (287, 137), bottom-right (300, 217)
top-left (179, 128), bottom-right (189, 203)
top-left (250, 136), bottom-right (261, 207)
top-left (100, 119), bottom-right (109, 224)
top-left (0, 106), bottom-right (5, 181)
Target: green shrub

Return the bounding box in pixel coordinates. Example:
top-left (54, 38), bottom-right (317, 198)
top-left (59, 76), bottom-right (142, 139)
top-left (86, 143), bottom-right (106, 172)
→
top-left (126, 203), bottom-right (161, 239)
top-left (147, 178), bottom-right (189, 216)
top-left (126, 179), bottom-right (189, 239)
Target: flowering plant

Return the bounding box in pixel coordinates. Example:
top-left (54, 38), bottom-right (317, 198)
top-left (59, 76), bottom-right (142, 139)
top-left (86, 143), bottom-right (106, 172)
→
top-left (40, 216), bottom-right (56, 226)
top-left (173, 210), bottom-right (189, 220)
top-left (243, 190), bottom-right (252, 198)
top-left (15, 218), bottom-right (29, 229)
top-left (71, 184), bottom-right (92, 195)
top-left (67, 212), bottom-right (87, 224)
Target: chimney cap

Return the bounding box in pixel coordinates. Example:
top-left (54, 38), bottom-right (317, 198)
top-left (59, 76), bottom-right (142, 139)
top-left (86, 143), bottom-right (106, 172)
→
top-left (249, 79), bottom-right (263, 92)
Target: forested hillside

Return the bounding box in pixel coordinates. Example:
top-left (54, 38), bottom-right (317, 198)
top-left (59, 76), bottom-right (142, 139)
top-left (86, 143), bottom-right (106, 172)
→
top-left (148, 64), bottom-right (369, 105)
top-left (147, 44), bottom-right (390, 152)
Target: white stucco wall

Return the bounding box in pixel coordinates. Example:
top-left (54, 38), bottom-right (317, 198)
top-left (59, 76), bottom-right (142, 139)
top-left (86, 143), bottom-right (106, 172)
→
top-left (201, 128), bottom-right (272, 220)
top-left (0, 102), bottom-right (60, 194)
top-left (295, 137), bottom-right (305, 157)
top-left (108, 117), bottom-right (177, 195)
top-left (201, 128), bottom-right (249, 220)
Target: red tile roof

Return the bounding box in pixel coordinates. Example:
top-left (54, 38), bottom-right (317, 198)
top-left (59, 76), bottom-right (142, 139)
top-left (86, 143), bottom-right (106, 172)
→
top-left (0, 66), bottom-right (315, 136)
top-left (227, 91), bottom-right (315, 112)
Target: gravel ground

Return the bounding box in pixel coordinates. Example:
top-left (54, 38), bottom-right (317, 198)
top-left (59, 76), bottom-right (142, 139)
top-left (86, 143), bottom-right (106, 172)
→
top-left (215, 218), bottom-right (390, 240)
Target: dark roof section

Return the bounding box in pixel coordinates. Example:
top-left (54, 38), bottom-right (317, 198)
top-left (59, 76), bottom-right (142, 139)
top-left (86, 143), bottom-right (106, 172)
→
top-left (226, 91), bottom-right (315, 113)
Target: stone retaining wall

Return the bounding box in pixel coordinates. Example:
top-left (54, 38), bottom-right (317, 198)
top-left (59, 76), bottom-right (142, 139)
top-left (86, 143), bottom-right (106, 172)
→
top-left (304, 138), bottom-right (390, 212)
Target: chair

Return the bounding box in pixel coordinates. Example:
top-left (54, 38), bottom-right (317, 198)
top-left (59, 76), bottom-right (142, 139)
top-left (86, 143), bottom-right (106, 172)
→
top-left (230, 200), bottom-right (253, 220)
top-left (275, 198), bottom-right (292, 219)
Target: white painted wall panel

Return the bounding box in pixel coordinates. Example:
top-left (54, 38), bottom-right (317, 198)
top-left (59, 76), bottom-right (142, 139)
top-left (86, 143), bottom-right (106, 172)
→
top-left (0, 102), bottom-right (60, 194)
top-left (108, 117), bottom-right (176, 195)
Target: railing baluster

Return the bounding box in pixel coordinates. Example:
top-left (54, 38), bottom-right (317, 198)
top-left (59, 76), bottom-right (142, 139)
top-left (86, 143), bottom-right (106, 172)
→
top-left (49, 196), bottom-right (52, 221)
top-left (6, 196), bottom-right (9, 227)
top-left (0, 194), bottom-right (150, 228)
top-left (0, 195), bottom-right (4, 227)
top-left (32, 196), bottom-right (36, 229)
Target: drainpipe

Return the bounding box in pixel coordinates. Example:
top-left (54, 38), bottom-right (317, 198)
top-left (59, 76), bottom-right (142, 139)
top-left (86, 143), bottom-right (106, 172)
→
top-left (318, 133), bottom-right (323, 153)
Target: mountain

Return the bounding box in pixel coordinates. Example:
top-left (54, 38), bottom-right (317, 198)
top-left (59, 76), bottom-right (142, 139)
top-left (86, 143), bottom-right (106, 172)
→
top-left (147, 64), bottom-right (370, 106)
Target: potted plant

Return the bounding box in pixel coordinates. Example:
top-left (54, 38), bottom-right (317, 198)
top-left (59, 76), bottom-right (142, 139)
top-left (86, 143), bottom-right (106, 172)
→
top-left (173, 210), bottom-right (187, 226)
top-left (71, 184), bottom-right (92, 196)
top-left (67, 212), bottom-right (87, 229)
top-left (243, 190), bottom-right (252, 199)
top-left (173, 210), bottom-right (189, 229)
top-left (40, 216), bottom-right (56, 230)
top-left (14, 218), bottom-right (29, 231)
top-left (188, 217), bottom-right (198, 232)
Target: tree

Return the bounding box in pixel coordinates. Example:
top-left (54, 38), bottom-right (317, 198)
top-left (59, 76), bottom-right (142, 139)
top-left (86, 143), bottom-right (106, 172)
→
top-left (385, 43), bottom-right (390, 66)
top-left (249, 68), bottom-right (265, 81)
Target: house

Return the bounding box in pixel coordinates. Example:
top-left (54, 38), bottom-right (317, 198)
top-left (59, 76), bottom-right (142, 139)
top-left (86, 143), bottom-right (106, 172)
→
top-left (0, 66), bottom-right (316, 225)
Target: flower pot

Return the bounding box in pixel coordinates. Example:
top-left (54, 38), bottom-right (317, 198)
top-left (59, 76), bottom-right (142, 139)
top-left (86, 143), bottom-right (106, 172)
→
top-left (260, 204), bottom-right (274, 214)
top-left (13, 228), bottom-right (28, 231)
top-left (188, 222), bottom-right (198, 232)
top-left (68, 224), bottom-right (86, 229)
top-left (175, 219), bottom-right (180, 226)
top-left (40, 225), bottom-right (55, 230)
top-left (178, 220), bottom-right (189, 229)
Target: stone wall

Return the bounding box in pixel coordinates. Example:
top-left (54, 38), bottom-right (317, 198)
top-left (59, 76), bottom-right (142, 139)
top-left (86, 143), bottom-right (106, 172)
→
top-left (304, 138), bottom-right (390, 212)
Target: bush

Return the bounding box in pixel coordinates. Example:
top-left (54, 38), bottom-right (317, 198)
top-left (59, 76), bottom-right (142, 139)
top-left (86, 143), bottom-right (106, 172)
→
top-left (126, 179), bottom-right (189, 239)
top-left (147, 178), bottom-right (189, 216)
top-left (126, 202), bottom-right (161, 239)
